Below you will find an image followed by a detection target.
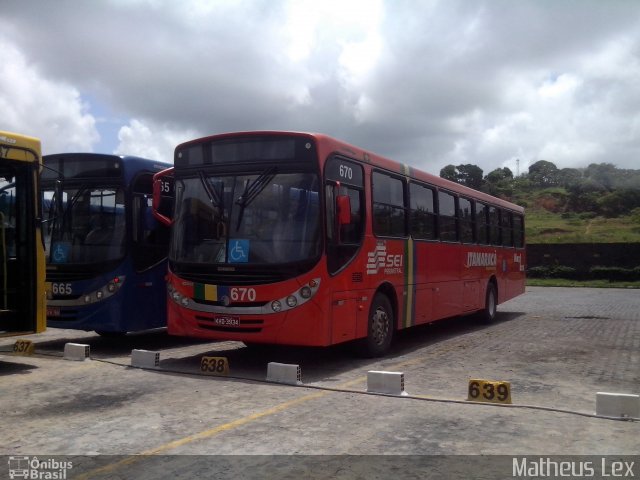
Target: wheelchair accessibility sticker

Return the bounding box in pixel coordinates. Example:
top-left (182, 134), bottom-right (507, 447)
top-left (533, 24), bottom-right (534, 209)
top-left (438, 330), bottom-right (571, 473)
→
top-left (51, 242), bottom-right (71, 264)
top-left (229, 239), bottom-right (249, 263)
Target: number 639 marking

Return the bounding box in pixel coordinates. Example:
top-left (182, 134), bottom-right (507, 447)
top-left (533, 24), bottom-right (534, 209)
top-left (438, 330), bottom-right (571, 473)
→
top-left (467, 379), bottom-right (511, 404)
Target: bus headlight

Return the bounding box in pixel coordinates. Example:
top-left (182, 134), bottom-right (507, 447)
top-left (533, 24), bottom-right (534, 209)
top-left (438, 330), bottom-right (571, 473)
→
top-left (271, 300), bottom-right (282, 312)
top-left (300, 286), bottom-right (312, 299)
top-left (96, 291), bottom-right (104, 300)
top-left (84, 295), bottom-right (91, 303)
top-left (167, 283), bottom-right (190, 307)
top-left (286, 296), bottom-right (297, 308)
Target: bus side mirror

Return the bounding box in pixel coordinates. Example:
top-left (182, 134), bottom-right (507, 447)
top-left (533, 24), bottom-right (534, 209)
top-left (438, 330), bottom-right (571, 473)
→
top-left (336, 195), bottom-right (351, 226)
top-left (152, 167), bottom-right (174, 226)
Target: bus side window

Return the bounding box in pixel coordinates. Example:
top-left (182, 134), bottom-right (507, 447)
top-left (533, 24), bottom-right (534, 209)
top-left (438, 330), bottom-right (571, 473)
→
top-left (438, 191), bottom-right (458, 242)
top-left (409, 182), bottom-right (436, 240)
top-left (501, 210), bottom-right (513, 247)
top-left (489, 206), bottom-right (501, 246)
top-left (372, 171), bottom-right (407, 237)
top-left (459, 197), bottom-right (473, 243)
top-left (475, 202), bottom-right (489, 244)
top-left (513, 214), bottom-right (524, 248)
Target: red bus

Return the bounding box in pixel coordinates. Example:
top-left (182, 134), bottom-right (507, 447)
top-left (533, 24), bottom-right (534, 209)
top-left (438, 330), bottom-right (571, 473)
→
top-left (152, 132), bottom-right (525, 356)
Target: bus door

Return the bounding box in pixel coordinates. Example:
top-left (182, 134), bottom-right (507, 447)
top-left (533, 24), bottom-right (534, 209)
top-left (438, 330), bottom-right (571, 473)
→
top-left (130, 173), bottom-right (169, 330)
top-left (325, 157), bottom-right (366, 343)
top-left (0, 158), bottom-right (40, 334)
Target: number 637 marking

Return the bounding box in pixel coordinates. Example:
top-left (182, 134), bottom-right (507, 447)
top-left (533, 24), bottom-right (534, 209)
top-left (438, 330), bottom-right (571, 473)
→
top-left (467, 379), bottom-right (512, 404)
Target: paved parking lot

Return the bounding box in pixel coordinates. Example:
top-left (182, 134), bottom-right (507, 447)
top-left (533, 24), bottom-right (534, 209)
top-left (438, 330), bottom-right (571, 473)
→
top-left (1, 287), bottom-right (638, 478)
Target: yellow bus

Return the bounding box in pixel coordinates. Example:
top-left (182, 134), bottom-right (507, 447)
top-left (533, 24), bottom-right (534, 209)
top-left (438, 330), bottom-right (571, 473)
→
top-left (0, 131), bottom-right (46, 336)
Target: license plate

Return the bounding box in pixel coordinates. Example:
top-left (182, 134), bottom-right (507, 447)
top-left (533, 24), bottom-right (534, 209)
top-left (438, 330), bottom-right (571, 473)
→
top-left (47, 307), bottom-right (61, 317)
top-left (213, 316), bottom-right (240, 327)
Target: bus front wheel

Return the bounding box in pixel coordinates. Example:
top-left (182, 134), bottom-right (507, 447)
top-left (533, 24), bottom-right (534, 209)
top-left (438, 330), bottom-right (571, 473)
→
top-left (359, 293), bottom-right (394, 357)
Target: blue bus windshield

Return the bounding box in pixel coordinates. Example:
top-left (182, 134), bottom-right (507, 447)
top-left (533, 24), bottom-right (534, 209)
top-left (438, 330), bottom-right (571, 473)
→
top-left (44, 186), bottom-right (126, 265)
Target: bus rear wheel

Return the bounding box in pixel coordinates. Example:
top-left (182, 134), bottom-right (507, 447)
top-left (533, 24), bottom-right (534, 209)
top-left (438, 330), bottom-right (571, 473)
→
top-left (358, 293), bottom-right (394, 357)
top-left (479, 283), bottom-right (497, 324)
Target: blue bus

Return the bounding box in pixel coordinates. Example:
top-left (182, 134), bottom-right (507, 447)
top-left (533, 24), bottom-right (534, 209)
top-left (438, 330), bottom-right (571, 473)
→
top-left (41, 153), bottom-right (171, 335)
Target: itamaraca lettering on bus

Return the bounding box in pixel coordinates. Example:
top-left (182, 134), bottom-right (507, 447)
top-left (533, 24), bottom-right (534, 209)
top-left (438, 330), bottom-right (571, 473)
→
top-left (465, 251), bottom-right (497, 269)
top-left (366, 242), bottom-right (403, 275)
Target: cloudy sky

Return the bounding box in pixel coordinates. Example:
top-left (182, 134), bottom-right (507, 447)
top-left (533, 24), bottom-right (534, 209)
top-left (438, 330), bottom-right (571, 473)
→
top-left (2, 0), bottom-right (640, 176)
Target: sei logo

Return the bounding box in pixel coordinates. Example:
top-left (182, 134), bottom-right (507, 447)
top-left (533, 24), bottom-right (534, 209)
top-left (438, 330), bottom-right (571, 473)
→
top-left (366, 243), bottom-right (404, 275)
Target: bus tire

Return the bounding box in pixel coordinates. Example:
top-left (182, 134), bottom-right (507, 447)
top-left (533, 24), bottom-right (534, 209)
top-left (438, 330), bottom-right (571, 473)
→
top-left (359, 293), bottom-right (394, 357)
top-left (479, 283), bottom-right (497, 324)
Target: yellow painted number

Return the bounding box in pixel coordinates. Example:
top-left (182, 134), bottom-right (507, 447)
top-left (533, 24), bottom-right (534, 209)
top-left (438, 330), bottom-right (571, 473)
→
top-left (467, 379), bottom-right (511, 404)
top-left (13, 340), bottom-right (35, 356)
top-left (200, 356), bottom-right (229, 376)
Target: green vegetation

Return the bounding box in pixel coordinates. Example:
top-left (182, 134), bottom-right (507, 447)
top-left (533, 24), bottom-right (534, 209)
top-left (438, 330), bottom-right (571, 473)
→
top-left (526, 209), bottom-right (640, 243)
top-left (440, 160), bottom-right (640, 244)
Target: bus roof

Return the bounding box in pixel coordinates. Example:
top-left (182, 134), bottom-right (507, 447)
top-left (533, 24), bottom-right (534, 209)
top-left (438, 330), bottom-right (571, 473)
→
top-left (42, 153), bottom-right (171, 183)
top-left (0, 130), bottom-right (42, 164)
top-left (177, 130), bottom-right (524, 214)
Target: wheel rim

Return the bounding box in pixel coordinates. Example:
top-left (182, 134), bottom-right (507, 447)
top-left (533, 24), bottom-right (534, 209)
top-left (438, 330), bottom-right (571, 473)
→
top-left (371, 306), bottom-right (390, 345)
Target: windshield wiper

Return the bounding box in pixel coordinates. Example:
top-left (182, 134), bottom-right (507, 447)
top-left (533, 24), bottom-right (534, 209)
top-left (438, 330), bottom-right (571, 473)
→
top-left (234, 167), bottom-right (277, 231)
top-left (199, 172), bottom-right (223, 209)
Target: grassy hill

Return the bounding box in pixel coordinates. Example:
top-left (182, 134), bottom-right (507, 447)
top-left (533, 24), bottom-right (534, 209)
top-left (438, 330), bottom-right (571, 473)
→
top-left (525, 209), bottom-right (640, 243)
top-left (513, 188), bottom-right (640, 244)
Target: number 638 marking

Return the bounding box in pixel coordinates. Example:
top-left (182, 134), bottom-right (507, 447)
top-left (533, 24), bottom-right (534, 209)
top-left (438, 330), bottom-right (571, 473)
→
top-left (200, 356), bottom-right (229, 376)
top-left (467, 379), bottom-right (511, 404)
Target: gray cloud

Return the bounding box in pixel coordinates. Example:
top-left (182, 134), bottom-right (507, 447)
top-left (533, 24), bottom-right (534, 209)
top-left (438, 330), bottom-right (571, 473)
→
top-left (1, 0), bottom-right (640, 175)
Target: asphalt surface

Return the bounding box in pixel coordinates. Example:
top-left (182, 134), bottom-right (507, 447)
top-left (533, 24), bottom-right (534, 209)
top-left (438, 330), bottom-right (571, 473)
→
top-left (1, 286), bottom-right (638, 478)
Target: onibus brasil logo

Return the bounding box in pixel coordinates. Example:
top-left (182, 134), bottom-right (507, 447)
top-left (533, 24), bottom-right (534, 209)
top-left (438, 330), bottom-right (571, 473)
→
top-left (8, 456), bottom-right (73, 479)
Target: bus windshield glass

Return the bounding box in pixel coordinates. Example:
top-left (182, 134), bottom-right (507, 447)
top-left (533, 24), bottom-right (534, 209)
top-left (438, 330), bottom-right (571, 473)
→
top-left (171, 171), bottom-right (320, 265)
top-left (44, 186), bottom-right (126, 265)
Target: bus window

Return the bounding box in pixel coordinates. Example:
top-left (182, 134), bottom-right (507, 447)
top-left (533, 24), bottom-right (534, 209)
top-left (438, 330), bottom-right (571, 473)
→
top-left (372, 171), bottom-right (407, 237)
top-left (325, 157), bottom-right (364, 274)
top-left (489, 206), bottom-right (501, 246)
top-left (501, 210), bottom-right (513, 247)
top-left (513, 214), bottom-right (524, 248)
top-left (409, 182), bottom-right (436, 240)
top-left (438, 191), bottom-right (458, 242)
top-left (459, 197), bottom-right (473, 243)
top-left (475, 202), bottom-right (489, 244)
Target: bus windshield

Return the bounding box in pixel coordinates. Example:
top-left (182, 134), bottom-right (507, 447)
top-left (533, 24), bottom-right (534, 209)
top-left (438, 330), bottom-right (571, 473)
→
top-left (45, 186), bottom-right (126, 265)
top-left (171, 171), bottom-right (320, 265)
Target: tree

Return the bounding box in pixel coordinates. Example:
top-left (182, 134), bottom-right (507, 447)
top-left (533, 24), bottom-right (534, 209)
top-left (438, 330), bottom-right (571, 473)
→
top-left (439, 164), bottom-right (484, 190)
top-left (585, 163), bottom-right (618, 190)
top-left (528, 160), bottom-right (559, 187)
top-left (556, 168), bottom-right (582, 188)
top-left (456, 164), bottom-right (484, 189)
top-left (440, 165), bottom-right (457, 182)
top-left (485, 167), bottom-right (513, 184)
top-left (483, 167), bottom-right (514, 197)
